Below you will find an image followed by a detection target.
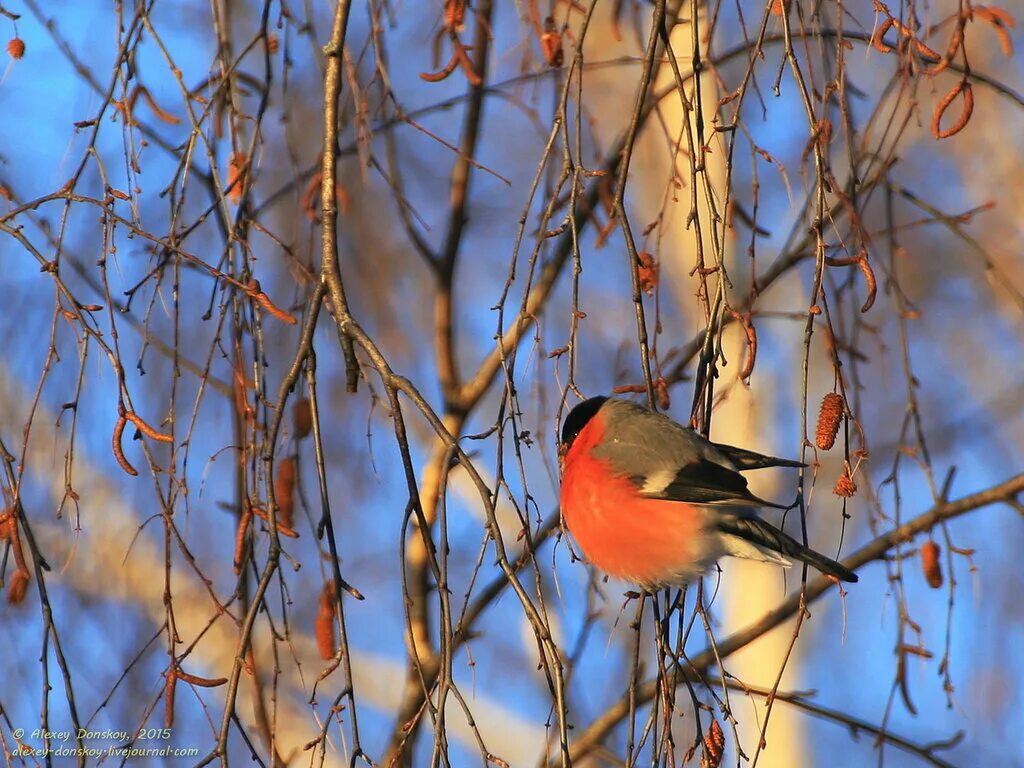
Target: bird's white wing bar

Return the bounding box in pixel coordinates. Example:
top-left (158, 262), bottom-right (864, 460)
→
top-left (639, 469), bottom-right (677, 495)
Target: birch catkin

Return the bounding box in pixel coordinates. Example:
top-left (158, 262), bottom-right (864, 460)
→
top-left (921, 540), bottom-right (943, 588)
top-left (816, 393), bottom-right (844, 450)
top-left (316, 583), bottom-right (337, 660)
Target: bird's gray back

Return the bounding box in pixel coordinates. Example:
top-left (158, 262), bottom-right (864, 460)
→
top-left (591, 399), bottom-right (735, 479)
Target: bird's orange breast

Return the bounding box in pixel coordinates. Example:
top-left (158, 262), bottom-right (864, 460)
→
top-left (560, 414), bottom-right (705, 587)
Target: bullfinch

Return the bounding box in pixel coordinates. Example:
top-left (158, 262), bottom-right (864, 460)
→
top-left (558, 396), bottom-right (857, 588)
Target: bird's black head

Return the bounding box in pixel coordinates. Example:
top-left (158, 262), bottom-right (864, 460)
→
top-left (560, 396), bottom-right (608, 448)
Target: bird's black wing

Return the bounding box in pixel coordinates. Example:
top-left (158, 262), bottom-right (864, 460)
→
top-left (638, 458), bottom-right (788, 508)
top-left (711, 442), bottom-right (806, 471)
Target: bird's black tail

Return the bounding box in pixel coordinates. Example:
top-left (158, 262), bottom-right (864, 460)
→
top-left (717, 516), bottom-right (858, 582)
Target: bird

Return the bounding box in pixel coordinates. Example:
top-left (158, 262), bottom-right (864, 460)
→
top-left (558, 396), bottom-right (857, 589)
